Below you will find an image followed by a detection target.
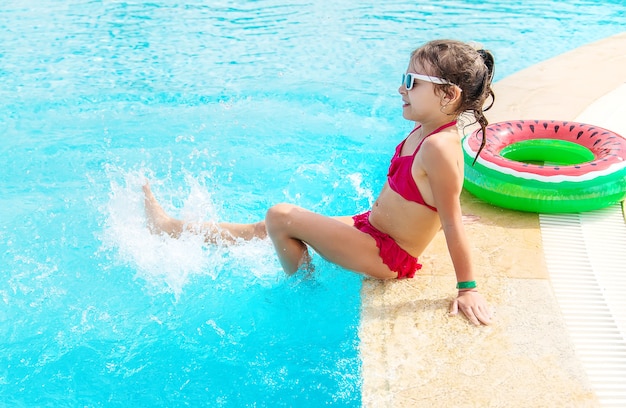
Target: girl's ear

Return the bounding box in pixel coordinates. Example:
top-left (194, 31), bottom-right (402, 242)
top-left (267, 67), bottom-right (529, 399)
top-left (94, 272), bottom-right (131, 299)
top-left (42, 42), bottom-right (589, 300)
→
top-left (440, 85), bottom-right (462, 107)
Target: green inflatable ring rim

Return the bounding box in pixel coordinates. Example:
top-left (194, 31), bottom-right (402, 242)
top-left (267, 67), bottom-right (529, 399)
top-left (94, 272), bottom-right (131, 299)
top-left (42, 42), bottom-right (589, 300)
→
top-left (462, 120), bottom-right (626, 213)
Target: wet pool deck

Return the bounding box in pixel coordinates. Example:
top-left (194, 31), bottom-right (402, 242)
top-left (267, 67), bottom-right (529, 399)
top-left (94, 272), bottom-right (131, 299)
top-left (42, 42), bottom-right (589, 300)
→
top-left (360, 32), bottom-right (626, 407)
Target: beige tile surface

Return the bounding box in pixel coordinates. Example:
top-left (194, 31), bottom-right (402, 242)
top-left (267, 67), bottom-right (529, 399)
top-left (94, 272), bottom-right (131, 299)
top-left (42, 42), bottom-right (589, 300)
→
top-left (361, 278), bottom-right (597, 408)
top-left (487, 32), bottom-right (626, 124)
top-left (360, 32), bottom-right (626, 407)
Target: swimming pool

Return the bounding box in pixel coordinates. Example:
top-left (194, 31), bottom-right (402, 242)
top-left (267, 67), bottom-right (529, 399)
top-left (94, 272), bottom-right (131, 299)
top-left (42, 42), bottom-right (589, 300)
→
top-left (1, 0), bottom-right (625, 406)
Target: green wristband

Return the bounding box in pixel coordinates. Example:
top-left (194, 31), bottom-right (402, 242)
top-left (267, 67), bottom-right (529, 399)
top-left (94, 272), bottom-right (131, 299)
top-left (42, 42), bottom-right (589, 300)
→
top-left (456, 280), bottom-right (477, 289)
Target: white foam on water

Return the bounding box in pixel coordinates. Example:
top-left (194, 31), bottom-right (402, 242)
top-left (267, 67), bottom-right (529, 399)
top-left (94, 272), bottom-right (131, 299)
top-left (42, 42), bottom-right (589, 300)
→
top-left (347, 172), bottom-right (375, 208)
top-left (99, 167), bottom-right (282, 297)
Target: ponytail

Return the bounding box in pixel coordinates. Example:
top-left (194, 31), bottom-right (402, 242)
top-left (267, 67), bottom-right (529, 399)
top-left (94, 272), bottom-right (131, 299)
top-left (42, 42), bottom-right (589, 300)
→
top-left (473, 49), bottom-right (496, 164)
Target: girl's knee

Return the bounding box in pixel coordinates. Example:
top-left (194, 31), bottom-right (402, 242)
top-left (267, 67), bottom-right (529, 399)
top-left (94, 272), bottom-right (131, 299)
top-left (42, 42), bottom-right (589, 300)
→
top-left (266, 203), bottom-right (308, 238)
top-left (265, 203), bottom-right (297, 231)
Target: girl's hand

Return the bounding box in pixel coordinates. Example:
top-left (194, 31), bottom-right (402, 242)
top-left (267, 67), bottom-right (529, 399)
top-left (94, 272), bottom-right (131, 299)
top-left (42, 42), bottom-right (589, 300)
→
top-left (449, 290), bottom-right (493, 326)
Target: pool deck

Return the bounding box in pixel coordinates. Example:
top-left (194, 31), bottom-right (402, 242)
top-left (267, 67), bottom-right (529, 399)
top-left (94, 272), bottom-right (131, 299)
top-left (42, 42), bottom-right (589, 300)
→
top-left (360, 32), bottom-right (626, 407)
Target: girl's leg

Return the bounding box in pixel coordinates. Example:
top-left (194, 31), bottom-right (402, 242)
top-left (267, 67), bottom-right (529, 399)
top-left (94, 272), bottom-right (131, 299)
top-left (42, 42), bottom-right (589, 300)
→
top-left (265, 203), bottom-right (397, 279)
top-left (143, 184), bottom-right (266, 244)
top-left (144, 185), bottom-right (397, 279)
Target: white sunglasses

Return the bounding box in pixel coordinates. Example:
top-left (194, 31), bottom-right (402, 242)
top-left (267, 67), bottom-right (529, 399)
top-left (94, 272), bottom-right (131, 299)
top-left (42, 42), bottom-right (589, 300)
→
top-left (402, 72), bottom-right (454, 90)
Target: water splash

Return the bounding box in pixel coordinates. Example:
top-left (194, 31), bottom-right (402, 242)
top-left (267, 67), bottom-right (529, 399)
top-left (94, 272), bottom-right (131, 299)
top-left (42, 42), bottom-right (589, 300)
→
top-left (100, 167), bottom-right (282, 298)
top-left (347, 172), bottom-right (375, 208)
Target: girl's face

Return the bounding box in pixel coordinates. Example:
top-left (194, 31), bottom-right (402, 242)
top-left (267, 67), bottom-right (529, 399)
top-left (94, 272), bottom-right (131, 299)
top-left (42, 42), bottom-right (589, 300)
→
top-left (398, 60), bottom-right (444, 123)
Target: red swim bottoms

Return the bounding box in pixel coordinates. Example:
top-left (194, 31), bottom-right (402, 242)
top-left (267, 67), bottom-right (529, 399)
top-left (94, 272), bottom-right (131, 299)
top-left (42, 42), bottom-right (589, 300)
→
top-left (352, 211), bottom-right (422, 279)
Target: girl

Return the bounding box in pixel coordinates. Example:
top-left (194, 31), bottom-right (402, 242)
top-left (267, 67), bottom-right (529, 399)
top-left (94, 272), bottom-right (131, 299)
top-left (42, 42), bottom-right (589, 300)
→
top-left (143, 39), bottom-right (495, 326)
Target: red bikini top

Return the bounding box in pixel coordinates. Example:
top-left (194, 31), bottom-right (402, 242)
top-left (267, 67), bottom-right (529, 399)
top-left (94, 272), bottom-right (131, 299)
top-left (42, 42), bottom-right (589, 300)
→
top-left (387, 121), bottom-right (457, 212)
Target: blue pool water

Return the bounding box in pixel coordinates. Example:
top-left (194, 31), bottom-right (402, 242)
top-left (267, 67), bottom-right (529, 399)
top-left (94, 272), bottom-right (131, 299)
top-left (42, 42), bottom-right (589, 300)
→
top-left (1, 0), bottom-right (625, 406)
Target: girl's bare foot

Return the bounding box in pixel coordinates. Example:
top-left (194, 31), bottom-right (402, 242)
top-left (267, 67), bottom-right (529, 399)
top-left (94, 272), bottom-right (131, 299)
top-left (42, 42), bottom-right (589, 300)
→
top-left (143, 183), bottom-right (183, 237)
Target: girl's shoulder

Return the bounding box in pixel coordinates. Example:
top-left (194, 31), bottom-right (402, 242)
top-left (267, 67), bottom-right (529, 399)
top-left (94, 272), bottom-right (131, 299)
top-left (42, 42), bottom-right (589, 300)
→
top-left (419, 130), bottom-right (462, 169)
top-left (423, 128), bottom-right (461, 150)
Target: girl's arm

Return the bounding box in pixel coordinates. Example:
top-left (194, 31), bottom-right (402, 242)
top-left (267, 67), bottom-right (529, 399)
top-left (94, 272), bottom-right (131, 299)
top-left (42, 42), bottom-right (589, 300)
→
top-left (421, 137), bottom-right (493, 326)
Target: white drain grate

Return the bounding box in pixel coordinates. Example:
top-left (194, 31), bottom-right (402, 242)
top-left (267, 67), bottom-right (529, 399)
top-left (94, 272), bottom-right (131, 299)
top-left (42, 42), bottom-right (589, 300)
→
top-left (540, 204), bottom-right (626, 407)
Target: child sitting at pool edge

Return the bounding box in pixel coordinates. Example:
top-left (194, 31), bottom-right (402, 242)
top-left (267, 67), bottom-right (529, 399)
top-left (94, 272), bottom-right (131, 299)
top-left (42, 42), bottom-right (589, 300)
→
top-left (143, 39), bottom-right (495, 326)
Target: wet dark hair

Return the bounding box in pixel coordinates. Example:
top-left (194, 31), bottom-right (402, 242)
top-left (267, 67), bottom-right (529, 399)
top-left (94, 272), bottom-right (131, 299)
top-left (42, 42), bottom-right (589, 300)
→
top-left (411, 39), bottom-right (495, 163)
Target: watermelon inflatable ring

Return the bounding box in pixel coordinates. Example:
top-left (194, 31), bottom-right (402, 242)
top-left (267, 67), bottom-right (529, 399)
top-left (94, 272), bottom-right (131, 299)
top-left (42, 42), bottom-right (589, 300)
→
top-left (462, 120), bottom-right (626, 213)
